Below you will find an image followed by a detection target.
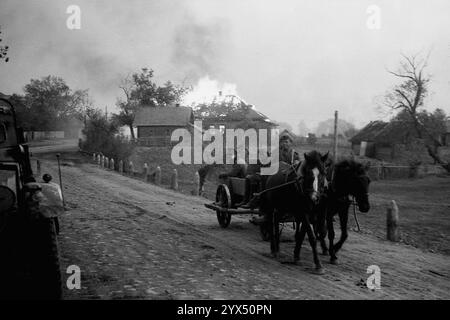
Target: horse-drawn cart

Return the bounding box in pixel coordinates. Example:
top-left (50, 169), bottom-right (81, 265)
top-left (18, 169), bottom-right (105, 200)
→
top-left (204, 177), bottom-right (295, 240)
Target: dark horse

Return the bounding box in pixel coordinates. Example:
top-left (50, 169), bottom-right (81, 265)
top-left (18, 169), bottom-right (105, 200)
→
top-left (317, 159), bottom-right (371, 264)
top-left (260, 150), bottom-right (329, 274)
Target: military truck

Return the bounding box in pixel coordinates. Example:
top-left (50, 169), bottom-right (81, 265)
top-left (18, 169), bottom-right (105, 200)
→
top-left (0, 96), bottom-right (63, 299)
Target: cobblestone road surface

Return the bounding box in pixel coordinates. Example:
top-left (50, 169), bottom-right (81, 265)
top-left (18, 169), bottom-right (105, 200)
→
top-left (35, 152), bottom-right (450, 300)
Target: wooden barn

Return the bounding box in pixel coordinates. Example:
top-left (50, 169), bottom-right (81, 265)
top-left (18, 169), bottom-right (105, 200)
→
top-left (134, 105), bottom-right (195, 146)
top-left (350, 121), bottom-right (388, 158)
top-left (350, 120), bottom-right (422, 161)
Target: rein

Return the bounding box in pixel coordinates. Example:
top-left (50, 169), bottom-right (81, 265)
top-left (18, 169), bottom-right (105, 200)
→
top-left (254, 177), bottom-right (302, 197)
top-left (255, 161), bottom-right (305, 196)
top-left (351, 196), bottom-right (361, 232)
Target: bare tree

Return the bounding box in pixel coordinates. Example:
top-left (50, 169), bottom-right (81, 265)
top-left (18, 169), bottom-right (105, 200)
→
top-left (385, 52), bottom-right (449, 172)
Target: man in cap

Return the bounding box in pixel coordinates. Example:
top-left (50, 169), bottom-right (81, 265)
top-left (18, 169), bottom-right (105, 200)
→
top-left (279, 131), bottom-right (300, 166)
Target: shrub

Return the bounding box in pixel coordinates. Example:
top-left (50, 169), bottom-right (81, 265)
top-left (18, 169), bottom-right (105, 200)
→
top-left (80, 108), bottom-right (134, 161)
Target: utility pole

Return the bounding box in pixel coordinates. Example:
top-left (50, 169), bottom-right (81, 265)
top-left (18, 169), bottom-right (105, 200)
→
top-left (333, 110), bottom-right (338, 162)
top-left (105, 105), bottom-right (108, 120)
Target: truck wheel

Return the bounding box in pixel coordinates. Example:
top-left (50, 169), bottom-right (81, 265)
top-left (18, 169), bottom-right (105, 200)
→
top-left (31, 218), bottom-right (62, 299)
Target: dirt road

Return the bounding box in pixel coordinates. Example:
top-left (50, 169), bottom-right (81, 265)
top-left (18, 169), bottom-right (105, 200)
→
top-left (34, 151), bottom-right (450, 300)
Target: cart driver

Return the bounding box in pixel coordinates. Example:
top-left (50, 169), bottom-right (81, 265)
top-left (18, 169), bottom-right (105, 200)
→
top-left (241, 132), bottom-right (299, 209)
top-left (279, 132), bottom-right (300, 166)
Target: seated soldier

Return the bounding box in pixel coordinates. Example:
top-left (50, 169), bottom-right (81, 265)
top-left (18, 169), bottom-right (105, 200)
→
top-left (242, 133), bottom-right (299, 209)
top-left (279, 132), bottom-right (300, 166)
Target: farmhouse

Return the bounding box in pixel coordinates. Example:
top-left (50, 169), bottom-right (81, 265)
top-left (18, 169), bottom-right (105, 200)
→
top-left (134, 104), bottom-right (195, 146)
top-left (350, 120), bottom-right (426, 161)
top-left (350, 121), bottom-right (388, 158)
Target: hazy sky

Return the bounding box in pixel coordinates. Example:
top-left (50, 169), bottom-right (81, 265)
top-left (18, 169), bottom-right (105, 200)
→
top-left (1, 0), bottom-right (449, 130)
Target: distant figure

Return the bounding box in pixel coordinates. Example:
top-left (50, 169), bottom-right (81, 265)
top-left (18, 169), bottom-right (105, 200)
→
top-left (197, 165), bottom-right (211, 196)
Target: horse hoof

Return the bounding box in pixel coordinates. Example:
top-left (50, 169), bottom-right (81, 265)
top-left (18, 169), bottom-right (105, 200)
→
top-left (313, 267), bottom-right (325, 275)
top-left (330, 258), bottom-right (338, 265)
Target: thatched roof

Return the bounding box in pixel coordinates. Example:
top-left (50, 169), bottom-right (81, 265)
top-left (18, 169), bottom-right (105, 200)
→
top-left (350, 120), bottom-right (419, 146)
top-left (373, 120), bottom-right (417, 145)
top-left (350, 121), bottom-right (388, 144)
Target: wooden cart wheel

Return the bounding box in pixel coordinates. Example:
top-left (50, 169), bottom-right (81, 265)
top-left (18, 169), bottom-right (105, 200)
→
top-left (216, 184), bottom-right (232, 228)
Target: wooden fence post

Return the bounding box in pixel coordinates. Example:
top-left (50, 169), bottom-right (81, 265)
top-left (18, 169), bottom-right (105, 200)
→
top-left (92, 153), bottom-right (96, 162)
top-left (129, 161), bottom-right (134, 176)
top-left (387, 200), bottom-right (400, 242)
top-left (155, 166), bottom-right (161, 185)
top-left (97, 154), bottom-right (101, 166)
top-left (36, 159), bottom-right (41, 177)
top-left (110, 158), bottom-right (115, 170)
top-left (105, 157), bottom-right (109, 169)
top-left (119, 160), bottom-right (123, 173)
top-left (101, 155), bottom-right (105, 168)
top-left (143, 163), bottom-right (149, 182)
top-left (193, 171), bottom-right (200, 196)
top-left (171, 169), bottom-right (178, 190)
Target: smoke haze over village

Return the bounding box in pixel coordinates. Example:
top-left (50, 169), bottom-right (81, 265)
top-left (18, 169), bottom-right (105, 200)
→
top-left (1, 0), bottom-right (450, 132)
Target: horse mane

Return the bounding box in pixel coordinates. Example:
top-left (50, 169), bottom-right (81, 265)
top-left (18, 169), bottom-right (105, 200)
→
top-left (295, 150), bottom-right (328, 178)
top-left (333, 159), bottom-right (367, 177)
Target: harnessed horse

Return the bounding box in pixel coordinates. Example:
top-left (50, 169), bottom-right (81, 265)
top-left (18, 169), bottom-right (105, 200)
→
top-left (259, 150), bottom-right (329, 274)
top-left (317, 159), bottom-right (371, 264)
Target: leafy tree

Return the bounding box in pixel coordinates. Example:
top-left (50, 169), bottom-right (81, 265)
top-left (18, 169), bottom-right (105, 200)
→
top-left (7, 94), bottom-right (34, 130)
top-left (22, 76), bottom-right (90, 131)
top-left (114, 68), bottom-right (189, 139)
top-left (384, 53), bottom-right (449, 172)
top-left (81, 107), bottom-right (134, 161)
top-left (0, 26), bottom-right (9, 62)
